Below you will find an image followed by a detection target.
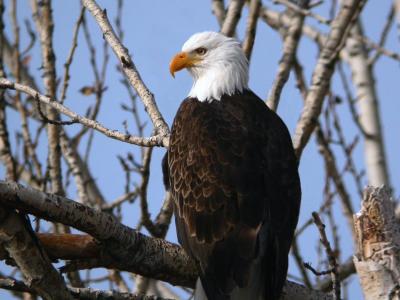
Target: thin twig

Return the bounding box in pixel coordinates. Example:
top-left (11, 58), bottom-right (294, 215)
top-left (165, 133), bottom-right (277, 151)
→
top-left (368, 5), bottom-right (395, 65)
top-left (328, 95), bottom-right (364, 199)
top-left (21, 19), bottom-right (36, 57)
top-left (312, 212), bottom-right (340, 300)
top-left (316, 257), bottom-right (355, 292)
top-left (102, 190), bottom-right (139, 211)
top-left (291, 238), bottom-right (312, 288)
top-left (59, 6), bottom-right (86, 104)
top-left (316, 125), bottom-right (355, 235)
top-left (304, 262), bottom-right (334, 276)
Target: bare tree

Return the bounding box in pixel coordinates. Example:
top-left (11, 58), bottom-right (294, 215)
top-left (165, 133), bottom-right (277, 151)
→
top-left (0, 0), bottom-right (399, 299)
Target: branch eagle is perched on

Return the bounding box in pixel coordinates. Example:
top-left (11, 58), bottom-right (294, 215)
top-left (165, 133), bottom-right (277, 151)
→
top-left (163, 31), bottom-right (301, 300)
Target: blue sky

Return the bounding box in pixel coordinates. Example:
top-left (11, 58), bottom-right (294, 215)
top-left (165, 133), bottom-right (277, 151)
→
top-left (1, 1), bottom-right (400, 299)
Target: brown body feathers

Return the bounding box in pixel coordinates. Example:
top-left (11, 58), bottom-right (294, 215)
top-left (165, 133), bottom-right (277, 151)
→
top-left (163, 90), bottom-right (301, 300)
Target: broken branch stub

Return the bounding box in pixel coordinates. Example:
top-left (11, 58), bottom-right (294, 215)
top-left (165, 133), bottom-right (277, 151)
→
top-left (353, 186), bottom-right (400, 300)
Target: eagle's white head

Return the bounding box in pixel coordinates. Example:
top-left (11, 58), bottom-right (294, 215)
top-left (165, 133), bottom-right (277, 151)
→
top-left (169, 31), bottom-right (249, 102)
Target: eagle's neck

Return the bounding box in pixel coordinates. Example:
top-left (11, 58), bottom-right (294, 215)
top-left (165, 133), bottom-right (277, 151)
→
top-left (188, 58), bottom-right (249, 102)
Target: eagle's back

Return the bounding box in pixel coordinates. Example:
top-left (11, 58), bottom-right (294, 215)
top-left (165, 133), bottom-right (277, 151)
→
top-left (164, 90), bottom-right (301, 300)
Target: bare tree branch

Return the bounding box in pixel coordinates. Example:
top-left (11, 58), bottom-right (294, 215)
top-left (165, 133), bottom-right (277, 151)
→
top-left (368, 5), bottom-right (395, 65)
top-left (0, 208), bottom-right (73, 299)
top-left (60, 130), bottom-right (91, 206)
top-left (267, 0), bottom-right (310, 111)
top-left (316, 257), bottom-right (355, 292)
top-left (220, 0), bottom-right (245, 37)
top-left (0, 78), bottom-right (166, 147)
top-left (273, 0), bottom-right (330, 25)
top-left (1, 5), bottom-right (72, 299)
top-left (30, 0), bottom-right (65, 196)
top-left (315, 126), bottom-right (355, 235)
top-left (0, 277), bottom-right (174, 300)
top-left (0, 180), bottom-right (197, 288)
top-left (312, 212), bottom-right (340, 300)
top-left (293, 0), bottom-right (366, 159)
top-left (211, 0), bottom-right (226, 27)
top-left (59, 6), bottom-right (86, 104)
top-left (281, 281), bottom-right (332, 300)
top-left (394, 0), bottom-right (400, 44)
top-left (0, 181), bottom-right (333, 299)
top-left (242, 0), bottom-right (261, 60)
top-left (0, 2), bottom-right (16, 181)
top-left (342, 23), bottom-right (392, 190)
top-left (81, 0), bottom-right (169, 146)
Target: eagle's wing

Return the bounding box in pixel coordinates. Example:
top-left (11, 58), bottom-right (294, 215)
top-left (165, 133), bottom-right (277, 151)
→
top-left (164, 91), bottom-right (300, 299)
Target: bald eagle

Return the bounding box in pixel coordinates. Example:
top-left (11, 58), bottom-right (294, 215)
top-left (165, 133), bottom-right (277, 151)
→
top-left (163, 32), bottom-right (301, 300)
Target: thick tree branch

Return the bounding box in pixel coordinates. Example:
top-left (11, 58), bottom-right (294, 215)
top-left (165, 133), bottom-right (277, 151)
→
top-left (17, 233), bottom-right (101, 261)
top-left (0, 208), bottom-right (73, 299)
top-left (0, 180), bottom-right (197, 288)
top-left (69, 288), bottom-right (174, 300)
top-left (0, 181), bottom-right (332, 299)
top-left (281, 281), bottom-right (332, 300)
top-left (0, 277), bottom-right (173, 300)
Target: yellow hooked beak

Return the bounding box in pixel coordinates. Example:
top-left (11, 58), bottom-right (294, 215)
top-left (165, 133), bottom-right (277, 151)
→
top-left (169, 52), bottom-right (198, 78)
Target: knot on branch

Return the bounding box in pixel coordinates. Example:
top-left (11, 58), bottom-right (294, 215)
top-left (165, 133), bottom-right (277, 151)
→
top-left (120, 56), bottom-right (132, 68)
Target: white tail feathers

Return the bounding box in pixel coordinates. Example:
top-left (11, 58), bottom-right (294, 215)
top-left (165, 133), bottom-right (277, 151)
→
top-left (194, 278), bottom-right (208, 300)
top-left (231, 260), bottom-right (264, 300)
top-left (193, 261), bottom-right (264, 300)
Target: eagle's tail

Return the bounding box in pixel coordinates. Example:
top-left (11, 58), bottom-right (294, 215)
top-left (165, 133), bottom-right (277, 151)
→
top-left (230, 258), bottom-right (265, 300)
top-left (194, 261), bottom-right (265, 300)
top-left (194, 278), bottom-right (208, 300)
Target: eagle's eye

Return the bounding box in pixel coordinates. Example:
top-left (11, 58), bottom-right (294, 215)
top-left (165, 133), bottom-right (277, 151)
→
top-left (195, 47), bottom-right (207, 55)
